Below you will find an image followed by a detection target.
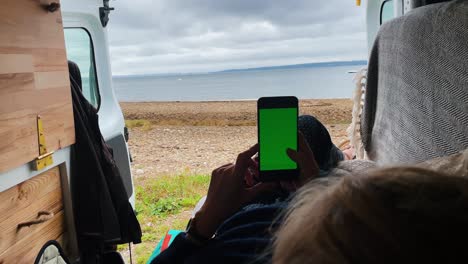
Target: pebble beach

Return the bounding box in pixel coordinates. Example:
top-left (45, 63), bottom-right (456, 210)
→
top-left (121, 99), bottom-right (354, 178)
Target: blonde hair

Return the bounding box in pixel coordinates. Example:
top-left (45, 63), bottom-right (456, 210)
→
top-left (273, 167), bottom-right (468, 264)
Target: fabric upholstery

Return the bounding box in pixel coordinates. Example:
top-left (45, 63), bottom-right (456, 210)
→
top-left (34, 241), bottom-right (70, 264)
top-left (362, 0), bottom-right (468, 165)
top-left (416, 148), bottom-right (468, 177)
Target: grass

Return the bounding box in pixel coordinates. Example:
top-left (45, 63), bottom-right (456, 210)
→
top-left (125, 119), bottom-right (153, 131)
top-left (122, 174), bottom-right (210, 264)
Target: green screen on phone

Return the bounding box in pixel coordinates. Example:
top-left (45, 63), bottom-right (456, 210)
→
top-left (259, 108), bottom-right (297, 171)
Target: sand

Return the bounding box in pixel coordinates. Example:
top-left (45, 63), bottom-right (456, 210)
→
top-left (121, 99), bottom-right (353, 177)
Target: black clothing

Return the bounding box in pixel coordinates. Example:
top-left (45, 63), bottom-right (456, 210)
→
top-left (298, 115), bottom-right (342, 170)
top-left (69, 61), bottom-right (141, 263)
top-left (152, 202), bottom-right (287, 264)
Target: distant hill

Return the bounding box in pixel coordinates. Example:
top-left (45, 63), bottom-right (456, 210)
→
top-left (217, 60), bottom-right (368, 73)
top-left (113, 60), bottom-right (367, 78)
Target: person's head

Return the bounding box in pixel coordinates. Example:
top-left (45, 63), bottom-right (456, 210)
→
top-left (297, 115), bottom-right (334, 170)
top-left (273, 167), bottom-right (468, 264)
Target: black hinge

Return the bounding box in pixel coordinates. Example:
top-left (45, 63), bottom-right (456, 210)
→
top-left (124, 126), bottom-right (130, 142)
top-left (99, 0), bottom-right (115, 27)
top-left (124, 127), bottom-right (133, 162)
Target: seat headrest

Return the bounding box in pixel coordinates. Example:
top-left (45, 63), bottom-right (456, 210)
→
top-left (412, 0), bottom-right (453, 8)
top-left (362, 0), bottom-right (468, 165)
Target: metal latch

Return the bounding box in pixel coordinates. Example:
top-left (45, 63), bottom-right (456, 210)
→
top-left (100, 0), bottom-right (115, 27)
top-left (33, 116), bottom-right (54, 171)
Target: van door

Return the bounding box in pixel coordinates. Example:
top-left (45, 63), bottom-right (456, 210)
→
top-left (61, 2), bottom-right (135, 207)
top-left (366, 0), bottom-right (404, 51)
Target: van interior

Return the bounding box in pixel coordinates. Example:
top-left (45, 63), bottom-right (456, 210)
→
top-left (0, 0), bottom-right (466, 263)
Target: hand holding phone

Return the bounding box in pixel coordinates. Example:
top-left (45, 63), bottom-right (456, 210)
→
top-left (194, 144), bottom-right (276, 238)
top-left (258, 96), bottom-right (299, 182)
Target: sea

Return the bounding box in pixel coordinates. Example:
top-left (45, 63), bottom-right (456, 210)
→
top-left (113, 63), bottom-right (367, 102)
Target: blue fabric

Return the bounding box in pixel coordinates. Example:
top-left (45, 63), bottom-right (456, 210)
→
top-left (147, 230), bottom-right (182, 264)
top-left (150, 201), bottom-right (287, 264)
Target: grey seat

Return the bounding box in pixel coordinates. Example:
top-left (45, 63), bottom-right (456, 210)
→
top-left (361, 0), bottom-right (468, 165)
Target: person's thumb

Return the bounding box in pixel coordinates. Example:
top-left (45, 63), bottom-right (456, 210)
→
top-left (287, 148), bottom-right (300, 163)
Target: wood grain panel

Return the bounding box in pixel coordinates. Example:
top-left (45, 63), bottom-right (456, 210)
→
top-left (33, 48), bottom-right (68, 72)
top-left (0, 0), bottom-right (75, 172)
top-left (0, 211), bottom-right (65, 264)
top-left (0, 184), bottom-right (63, 253)
top-left (0, 167), bottom-right (60, 218)
top-left (0, 73), bottom-right (35, 93)
top-left (0, 2), bottom-right (65, 50)
top-left (0, 167), bottom-right (65, 262)
top-left (0, 54), bottom-right (33, 74)
top-left (34, 71), bottom-right (70, 90)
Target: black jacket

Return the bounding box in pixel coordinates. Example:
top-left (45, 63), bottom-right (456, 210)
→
top-left (69, 61), bottom-right (141, 263)
top-left (152, 202), bottom-right (287, 264)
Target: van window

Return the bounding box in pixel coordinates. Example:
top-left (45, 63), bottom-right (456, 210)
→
top-left (64, 28), bottom-right (100, 108)
top-left (381, 0), bottom-right (395, 24)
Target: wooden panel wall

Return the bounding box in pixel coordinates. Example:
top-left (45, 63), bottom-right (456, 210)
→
top-left (0, 167), bottom-right (66, 263)
top-left (0, 0), bottom-right (75, 173)
top-left (0, 167), bottom-right (65, 258)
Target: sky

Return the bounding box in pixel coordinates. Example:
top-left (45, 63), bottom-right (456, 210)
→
top-left (108, 0), bottom-right (368, 76)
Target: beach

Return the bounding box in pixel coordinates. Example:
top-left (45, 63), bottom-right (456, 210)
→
top-left (119, 99), bottom-right (354, 261)
top-left (121, 99), bottom-right (353, 178)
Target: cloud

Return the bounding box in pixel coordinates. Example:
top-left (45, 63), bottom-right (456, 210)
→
top-left (108, 0), bottom-right (367, 75)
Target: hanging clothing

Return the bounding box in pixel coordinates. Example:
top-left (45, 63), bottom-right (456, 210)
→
top-left (69, 61), bottom-right (141, 263)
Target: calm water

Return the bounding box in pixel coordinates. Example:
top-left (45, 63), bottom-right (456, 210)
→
top-left (113, 65), bottom-right (364, 102)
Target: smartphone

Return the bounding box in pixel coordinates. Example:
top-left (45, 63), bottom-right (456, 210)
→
top-left (257, 96), bottom-right (299, 182)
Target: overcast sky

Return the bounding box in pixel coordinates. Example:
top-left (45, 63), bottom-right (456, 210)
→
top-left (108, 0), bottom-right (368, 76)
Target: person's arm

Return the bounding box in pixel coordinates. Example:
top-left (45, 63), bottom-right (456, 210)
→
top-left (150, 232), bottom-right (202, 264)
top-left (192, 144), bottom-right (275, 238)
top-left (151, 135), bottom-right (318, 263)
top-left (179, 134), bottom-right (320, 239)
top-left (151, 144), bottom-right (275, 263)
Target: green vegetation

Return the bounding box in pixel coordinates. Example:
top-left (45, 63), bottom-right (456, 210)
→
top-left (127, 174), bottom-right (210, 264)
top-left (125, 119), bottom-right (153, 130)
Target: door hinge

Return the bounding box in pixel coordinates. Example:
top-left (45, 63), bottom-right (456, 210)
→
top-left (32, 115), bottom-right (54, 171)
top-left (100, 0), bottom-right (115, 27)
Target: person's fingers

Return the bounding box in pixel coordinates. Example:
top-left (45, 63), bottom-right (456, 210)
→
top-left (245, 169), bottom-right (256, 187)
top-left (251, 167), bottom-right (259, 177)
top-left (220, 163), bottom-right (234, 171)
top-left (235, 144), bottom-right (259, 174)
top-left (298, 131), bottom-right (316, 162)
top-left (297, 132), bottom-right (309, 153)
top-left (237, 144), bottom-right (259, 163)
top-left (253, 155), bottom-right (259, 162)
top-left (245, 182), bottom-right (277, 201)
top-left (212, 163), bottom-right (233, 176)
top-left (287, 148), bottom-right (300, 163)
top-left (246, 157), bottom-right (257, 168)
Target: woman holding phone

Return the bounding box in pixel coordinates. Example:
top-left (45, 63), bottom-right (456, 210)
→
top-left (151, 127), bottom-right (468, 264)
top-left (151, 113), bottom-right (346, 264)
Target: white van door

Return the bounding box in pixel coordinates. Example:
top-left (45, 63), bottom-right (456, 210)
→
top-left (61, 0), bottom-right (135, 208)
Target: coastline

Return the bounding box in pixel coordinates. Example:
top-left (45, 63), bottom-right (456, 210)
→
top-left (120, 99), bottom-right (353, 177)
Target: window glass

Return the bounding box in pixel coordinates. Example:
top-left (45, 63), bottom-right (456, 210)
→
top-left (381, 0), bottom-right (395, 24)
top-left (64, 28), bottom-right (100, 108)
